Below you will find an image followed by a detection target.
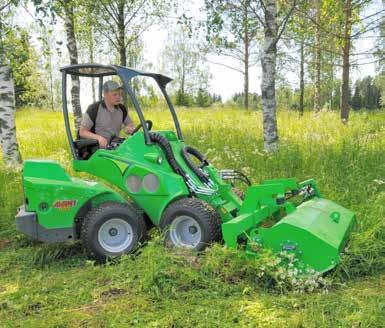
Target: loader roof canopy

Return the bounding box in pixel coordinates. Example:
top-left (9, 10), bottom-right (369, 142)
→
top-left (60, 64), bottom-right (173, 87)
top-left (60, 63), bottom-right (182, 159)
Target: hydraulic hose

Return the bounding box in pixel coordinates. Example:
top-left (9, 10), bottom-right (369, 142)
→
top-left (181, 146), bottom-right (210, 183)
top-left (149, 132), bottom-right (188, 180)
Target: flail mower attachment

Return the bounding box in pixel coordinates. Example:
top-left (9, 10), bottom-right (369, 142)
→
top-left (220, 178), bottom-right (356, 273)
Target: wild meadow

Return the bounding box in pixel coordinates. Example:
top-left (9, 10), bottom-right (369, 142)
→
top-left (0, 107), bottom-right (384, 327)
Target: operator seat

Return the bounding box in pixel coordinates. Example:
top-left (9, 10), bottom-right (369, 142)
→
top-left (73, 134), bottom-right (99, 160)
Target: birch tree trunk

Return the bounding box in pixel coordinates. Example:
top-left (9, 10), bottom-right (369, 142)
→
top-left (0, 65), bottom-right (22, 165)
top-left (340, 0), bottom-right (352, 123)
top-left (117, 2), bottom-right (127, 66)
top-left (261, 0), bottom-right (279, 152)
top-left (63, 0), bottom-right (82, 131)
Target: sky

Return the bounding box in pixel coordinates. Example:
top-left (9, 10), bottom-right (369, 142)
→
top-left (15, 0), bottom-right (383, 103)
top-left (140, 0), bottom-right (262, 100)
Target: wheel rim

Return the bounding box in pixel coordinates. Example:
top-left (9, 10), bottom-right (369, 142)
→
top-left (97, 218), bottom-right (133, 253)
top-left (169, 215), bottom-right (202, 248)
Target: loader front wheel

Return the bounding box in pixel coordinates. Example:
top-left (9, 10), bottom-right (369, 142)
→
top-left (81, 201), bottom-right (146, 262)
top-left (161, 198), bottom-right (221, 251)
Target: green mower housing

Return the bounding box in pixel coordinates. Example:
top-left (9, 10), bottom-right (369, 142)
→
top-left (15, 64), bottom-right (355, 273)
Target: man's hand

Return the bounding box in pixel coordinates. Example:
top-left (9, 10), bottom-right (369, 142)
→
top-left (125, 122), bottom-right (136, 135)
top-left (97, 135), bottom-right (108, 148)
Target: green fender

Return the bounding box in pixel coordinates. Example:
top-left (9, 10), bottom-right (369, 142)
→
top-left (22, 160), bottom-right (127, 230)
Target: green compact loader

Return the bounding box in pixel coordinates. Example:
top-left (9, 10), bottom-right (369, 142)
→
top-left (15, 64), bottom-right (355, 273)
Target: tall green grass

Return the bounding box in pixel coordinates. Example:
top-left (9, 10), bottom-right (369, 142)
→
top-left (0, 107), bottom-right (384, 327)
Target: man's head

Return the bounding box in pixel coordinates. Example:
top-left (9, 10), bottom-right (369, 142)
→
top-left (103, 80), bottom-right (123, 106)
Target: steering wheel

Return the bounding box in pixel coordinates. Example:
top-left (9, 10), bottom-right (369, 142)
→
top-left (130, 120), bottom-right (153, 135)
top-left (106, 136), bottom-right (125, 150)
top-left (105, 120), bottom-right (153, 150)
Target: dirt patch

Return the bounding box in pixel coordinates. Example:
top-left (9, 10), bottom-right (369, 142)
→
top-left (23, 302), bottom-right (42, 316)
top-left (100, 288), bottom-right (126, 299)
top-left (0, 239), bottom-right (11, 250)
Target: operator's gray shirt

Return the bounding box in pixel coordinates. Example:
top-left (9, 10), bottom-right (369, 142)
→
top-left (81, 101), bottom-right (132, 139)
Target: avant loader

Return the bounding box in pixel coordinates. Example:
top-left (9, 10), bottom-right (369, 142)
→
top-left (16, 64), bottom-right (355, 273)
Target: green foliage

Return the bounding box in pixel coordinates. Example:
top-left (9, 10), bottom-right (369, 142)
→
top-left (230, 92), bottom-right (260, 110)
top-left (0, 108), bottom-right (384, 326)
top-left (283, 0), bottom-right (368, 112)
top-left (136, 85), bottom-right (162, 109)
top-left (195, 88), bottom-right (212, 107)
top-left (353, 76), bottom-right (380, 110)
top-left (1, 27), bottom-right (49, 107)
top-left (203, 0), bottom-right (259, 72)
top-left (204, 0), bottom-right (258, 45)
top-left (175, 89), bottom-right (194, 107)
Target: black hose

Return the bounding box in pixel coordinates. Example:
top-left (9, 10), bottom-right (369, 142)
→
top-left (149, 132), bottom-right (188, 180)
top-left (232, 170), bottom-right (252, 186)
top-left (220, 170), bottom-right (252, 186)
top-left (181, 146), bottom-right (209, 183)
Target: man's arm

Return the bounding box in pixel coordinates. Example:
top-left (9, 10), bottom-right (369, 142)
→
top-left (79, 112), bottom-right (108, 148)
top-left (79, 127), bottom-right (108, 148)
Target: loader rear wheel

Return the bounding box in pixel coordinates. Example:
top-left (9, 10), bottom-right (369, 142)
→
top-left (81, 201), bottom-right (146, 262)
top-left (161, 198), bottom-right (221, 251)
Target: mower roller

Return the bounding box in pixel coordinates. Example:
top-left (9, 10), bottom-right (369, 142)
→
top-left (15, 64), bottom-right (355, 273)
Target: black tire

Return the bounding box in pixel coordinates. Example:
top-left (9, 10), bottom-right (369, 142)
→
top-left (232, 187), bottom-right (245, 200)
top-left (80, 201), bottom-right (146, 262)
top-left (160, 198), bottom-right (222, 251)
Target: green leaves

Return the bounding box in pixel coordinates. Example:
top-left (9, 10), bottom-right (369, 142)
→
top-left (1, 28), bottom-right (49, 107)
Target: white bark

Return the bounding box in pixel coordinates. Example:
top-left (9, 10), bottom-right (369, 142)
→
top-left (261, 0), bottom-right (279, 152)
top-left (63, 0), bottom-right (82, 130)
top-left (0, 65), bottom-right (22, 165)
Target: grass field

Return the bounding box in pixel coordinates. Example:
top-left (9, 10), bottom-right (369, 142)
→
top-left (0, 107), bottom-right (384, 327)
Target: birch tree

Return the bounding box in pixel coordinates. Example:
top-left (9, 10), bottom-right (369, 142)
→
top-left (76, 15), bottom-right (97, 102)
top-left (62, 0), bottom-right (81, 129)
top-left (0, 66), bottom-right (21, 165)
top-left (0, 0), bottom-right (22, 165)
top-left (249, 0), bottom-right (298, 151)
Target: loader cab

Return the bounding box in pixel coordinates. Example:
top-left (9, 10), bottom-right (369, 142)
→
top-left (60, 64), bottom-right (183, 160)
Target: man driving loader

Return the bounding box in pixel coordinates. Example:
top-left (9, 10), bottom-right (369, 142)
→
top-left (79, 80), bottom-right (136, 148)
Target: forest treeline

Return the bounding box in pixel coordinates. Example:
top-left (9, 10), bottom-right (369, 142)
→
top-left (1, 0), bottom-right (385, 162)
